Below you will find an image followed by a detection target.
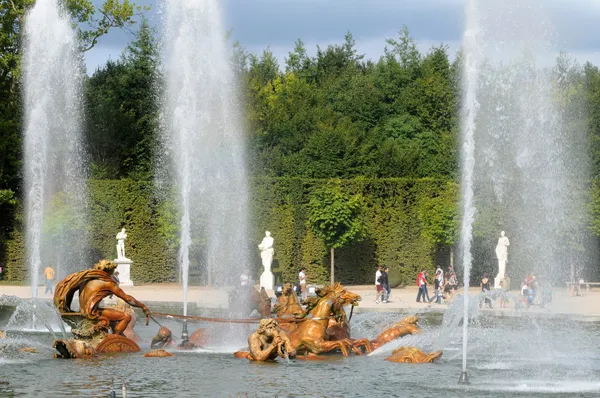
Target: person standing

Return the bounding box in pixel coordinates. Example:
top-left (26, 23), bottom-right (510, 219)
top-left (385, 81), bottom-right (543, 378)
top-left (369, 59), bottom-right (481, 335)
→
top-left (447, 267), bottom-right (458, 301)
top-left (429, 268), bottom-right (443, 304)
top-left (44, 266), bottom-right (56, 294)
top-left (375, 266), bottom-right (383, 304)
top-left (383, 267), bottom-right (392, 302)
top-left (299, 267), bottom-right (307, 300)
top-left (379, 267), bottom-right (390, 303)
top-left (480, 273), bottom-right (492, 308)
top-left (416, 269), bottom-right (429, 303)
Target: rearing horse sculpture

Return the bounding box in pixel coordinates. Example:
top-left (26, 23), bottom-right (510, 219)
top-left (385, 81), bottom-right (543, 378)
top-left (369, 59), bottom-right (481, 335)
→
top-left (273, 283), bottom-right (305, 333)
top-left (287, 283), bottom-right (362, 356)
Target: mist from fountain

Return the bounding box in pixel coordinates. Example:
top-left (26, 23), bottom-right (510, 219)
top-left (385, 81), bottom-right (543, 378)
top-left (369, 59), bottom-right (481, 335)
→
top-left (160, 0), bottom-right (250, 316)
top-left (22, 0), bottom-right (87, 297)
top-left (459, 0), bottom-right (591, 383)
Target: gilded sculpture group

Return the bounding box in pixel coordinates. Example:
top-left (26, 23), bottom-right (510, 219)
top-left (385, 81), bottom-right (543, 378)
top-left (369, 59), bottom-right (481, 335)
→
top-left (49, 258), bottom-right (440, 363)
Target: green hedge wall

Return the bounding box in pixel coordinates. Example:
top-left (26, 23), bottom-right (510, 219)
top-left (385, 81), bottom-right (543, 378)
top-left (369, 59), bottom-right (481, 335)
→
top-left (248, 177), bottom-right (458, 285)
top-left (88, 180), bottom-right (176, 283)
top-left (3, 177), bottom-right (459, 285)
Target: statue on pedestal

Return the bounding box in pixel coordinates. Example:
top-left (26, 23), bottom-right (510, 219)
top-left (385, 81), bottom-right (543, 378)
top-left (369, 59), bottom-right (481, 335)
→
top-left (494, 231), bottom-right (510, 288)
top-left (258, 231), bottom-right (275, 290)
top-left (258, 231), bottom-right (274, 272)
top-left (114, 228), bottom-right (134, 286)
top-left (116, 228), bottom-right (129, 260)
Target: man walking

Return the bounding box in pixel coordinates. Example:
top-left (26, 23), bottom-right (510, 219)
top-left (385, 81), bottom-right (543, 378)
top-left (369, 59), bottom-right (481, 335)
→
top-left (380, 267), bottom-right (390, 303)
top-left (416, 269), bottom-right (429, 303)
top-left (374, 266), bottom-right (383, 304)
top-left (44, 265), bottom-right (56, 294)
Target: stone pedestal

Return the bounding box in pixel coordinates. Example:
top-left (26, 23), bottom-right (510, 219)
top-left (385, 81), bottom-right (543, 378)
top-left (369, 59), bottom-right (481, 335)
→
top-left (260, 271), bottom-right (274, 290)
top-left (114, 258), bottom-right (133, 287)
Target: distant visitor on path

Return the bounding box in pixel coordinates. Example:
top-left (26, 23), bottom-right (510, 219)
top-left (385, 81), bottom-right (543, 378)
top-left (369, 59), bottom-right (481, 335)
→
top-left (44, 265), bottom-right (55, 294)
top-left (479, 273), bottom-right (492, 309)
top-left (240, 272), bottom-right (250, 286)
top-left (499, 274), bottom-right (510, 307)
top-left (447, 267), bottom-right (458, 301)
top-left (116, 228), bottom-right (129, 260)
top-left (429, 268), bottom-right (443, 304)
top-left (112, 271), bottom-right (120, 285)
top-left (416, 269), bottom-right (429, 303)
top-left (379, 267), bottom-right (390, 303)
top-left (298, 267), bottom-right (307, 300)
top-left (374, 266), bottom-right (383, 304)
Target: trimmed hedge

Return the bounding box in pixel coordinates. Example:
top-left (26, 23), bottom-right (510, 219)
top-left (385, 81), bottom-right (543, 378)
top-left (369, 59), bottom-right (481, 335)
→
top-left (3, 177), bottom-right (459, 285)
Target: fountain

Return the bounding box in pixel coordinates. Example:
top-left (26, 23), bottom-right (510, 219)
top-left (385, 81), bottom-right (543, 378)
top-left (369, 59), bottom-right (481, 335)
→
top-left (458, 0), bottom-right (591, 384)
top-left (160, 0), bottom-right (250, 319)
top-left (22, 0), bottom-right (87, 298)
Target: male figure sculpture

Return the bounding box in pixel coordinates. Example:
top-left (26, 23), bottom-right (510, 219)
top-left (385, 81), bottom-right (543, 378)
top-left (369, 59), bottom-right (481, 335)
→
top-left (116, 228), bottom-right (128, 260)
top-left (234, 319), bottom-right (295, 361)
top-left (54, 259), bottom-right (150, 335)
top-left (258, 231), bottom-right (274, 272)
top-left (495, 231), bottom-right (510, 288)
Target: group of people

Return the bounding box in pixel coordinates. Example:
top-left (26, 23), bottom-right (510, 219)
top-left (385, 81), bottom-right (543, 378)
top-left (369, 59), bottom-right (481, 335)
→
top-left (414, 266), bottom-right (458, 304)
top-left (374, 266), bottom-right (391, 303)
top-left (373, 265), bottom-right (459, 305)
top-left (520, 274), bottom-right (552, 308)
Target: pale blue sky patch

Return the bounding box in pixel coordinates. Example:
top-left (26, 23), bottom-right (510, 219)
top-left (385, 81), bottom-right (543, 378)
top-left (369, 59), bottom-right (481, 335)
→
top-left (84, 0), bottom-right (600, 74)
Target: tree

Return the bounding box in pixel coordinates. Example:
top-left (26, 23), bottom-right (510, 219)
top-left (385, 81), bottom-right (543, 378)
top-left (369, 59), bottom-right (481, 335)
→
top-left (307, 181), bottom-right (366, 284)
top-left (84, 19), bottom-right (159, 179)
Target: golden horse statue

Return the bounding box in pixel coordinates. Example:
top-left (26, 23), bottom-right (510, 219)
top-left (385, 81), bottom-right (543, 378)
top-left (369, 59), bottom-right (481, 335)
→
top-left (385, 346), bottom-right (442, 363)
top-left (287, 283), bottom-right (362, 357)
top-left (352, 315), bottom-right (421, 353)
top-left (273, 283), bottom-right (351, 340)
top-left (52, 260), bottom-right (151, 358)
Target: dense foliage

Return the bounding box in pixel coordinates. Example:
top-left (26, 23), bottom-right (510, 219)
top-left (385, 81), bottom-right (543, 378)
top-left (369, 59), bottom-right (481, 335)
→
top-left (2, 19), bottom-right (600, 285)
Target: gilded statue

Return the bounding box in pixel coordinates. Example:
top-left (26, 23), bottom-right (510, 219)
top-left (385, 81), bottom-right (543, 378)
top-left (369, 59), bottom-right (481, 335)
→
top-left (52, 259), bottom-right (150, 358)
top-left (385, 346), bottom-right (443, 363)
top-left (352, 315), bottom-right (421, 353)
top-left (287, 283), bottom-right (362, 357)
top-left (235, 319), bottom-right (296, 361)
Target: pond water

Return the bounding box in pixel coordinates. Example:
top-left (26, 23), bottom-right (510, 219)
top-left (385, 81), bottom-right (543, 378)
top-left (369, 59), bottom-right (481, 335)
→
top-left (1, 304), bottom-right (600, 397)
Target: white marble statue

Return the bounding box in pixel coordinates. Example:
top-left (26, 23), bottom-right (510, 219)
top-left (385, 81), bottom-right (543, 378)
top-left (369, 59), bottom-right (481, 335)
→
top-left (258, 231), bottom-right (275, 290)
top-left (494, 231), bottom-right (510, 288)
top-left (116, 228), bottom-right (129, 260)
top-left (258, 231), bottom-right (274, 272)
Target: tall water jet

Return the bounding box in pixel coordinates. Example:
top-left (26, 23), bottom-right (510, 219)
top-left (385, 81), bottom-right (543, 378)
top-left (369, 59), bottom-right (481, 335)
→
top-left (458, 0), bottom-right (479, 383)
top-left (160, 0), bottom-right (250, 316)
top-left (458, 0), bottom-right (591, 382)
top-left (23, 0), bottom-right (87, 298)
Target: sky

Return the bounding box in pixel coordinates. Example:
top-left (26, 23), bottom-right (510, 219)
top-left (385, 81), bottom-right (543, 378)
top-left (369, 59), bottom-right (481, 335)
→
top-left (84, 0), bottom-right (600, 75)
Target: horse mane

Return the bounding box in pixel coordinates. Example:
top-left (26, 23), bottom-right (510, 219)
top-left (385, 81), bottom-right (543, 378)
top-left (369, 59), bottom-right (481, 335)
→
top-left (303, 283), bottom-right (346, 315)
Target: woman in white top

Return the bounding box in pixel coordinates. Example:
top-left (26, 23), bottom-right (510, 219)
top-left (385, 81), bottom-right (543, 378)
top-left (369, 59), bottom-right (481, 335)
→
top-left (299, 267), bottom-right (307, 300)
